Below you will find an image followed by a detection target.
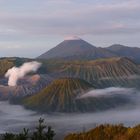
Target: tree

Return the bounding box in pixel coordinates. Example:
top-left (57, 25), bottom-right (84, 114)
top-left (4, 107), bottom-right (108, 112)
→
top-left (16, 128), bottom-right (29, 140)
top-left (45, 126), bottom-right (55, 140)
top-left (3, 118), bottom-right (55, 140)
top-left (31, 118), bottom-right (55, 140)
top-left (3, 133), bottom-right (15, 140)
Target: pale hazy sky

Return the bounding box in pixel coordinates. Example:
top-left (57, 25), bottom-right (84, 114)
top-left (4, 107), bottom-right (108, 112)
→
top-left (0, 0), bottom-right (140, 58)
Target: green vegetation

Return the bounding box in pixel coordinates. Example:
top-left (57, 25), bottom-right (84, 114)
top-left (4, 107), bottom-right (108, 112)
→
top-left (64, 124), bottom-right (140, 140)
top-left (3, 118), bottom-right (55, 140)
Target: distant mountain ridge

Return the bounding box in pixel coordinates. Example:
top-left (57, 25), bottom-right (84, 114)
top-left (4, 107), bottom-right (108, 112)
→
top-left (107, 44), bottom-right (140, 63)
top-left (37, 37), bottom-right (140, 63)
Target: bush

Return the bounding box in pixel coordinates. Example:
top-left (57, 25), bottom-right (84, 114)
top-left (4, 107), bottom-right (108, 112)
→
top-left (64, 124), bottom-right (140, 140)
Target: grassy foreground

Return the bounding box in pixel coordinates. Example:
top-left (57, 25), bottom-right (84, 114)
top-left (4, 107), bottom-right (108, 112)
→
top-left (64, 124), bottom-right (140, 140)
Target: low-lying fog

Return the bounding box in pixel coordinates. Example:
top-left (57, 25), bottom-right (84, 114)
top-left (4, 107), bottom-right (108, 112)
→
top-left (0, 87), bottom-right (140, 139)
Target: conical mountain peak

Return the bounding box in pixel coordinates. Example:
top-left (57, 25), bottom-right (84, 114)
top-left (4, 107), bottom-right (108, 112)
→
top-left (38, 38), bottom-right (116, 60)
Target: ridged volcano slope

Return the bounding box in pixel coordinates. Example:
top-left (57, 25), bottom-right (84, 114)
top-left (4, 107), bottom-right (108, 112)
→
top-left (23, 78), bottom-right (94, 112)
top-left (23, 78), bottom-right (132, 113)
top-left (56, 57), bottom-right (140, 88)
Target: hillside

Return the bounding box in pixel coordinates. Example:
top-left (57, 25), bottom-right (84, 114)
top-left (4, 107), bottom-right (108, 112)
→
top-left (0, 57), bottom-right (140, 89)
top-left (53, 57), bottom-right (140, 88)
top-left (0, 59), bottom-right (14, 77)
top-left (64, 124), bottom-right (140, 140)
top-left (0, 57), bottom-right (33, 76)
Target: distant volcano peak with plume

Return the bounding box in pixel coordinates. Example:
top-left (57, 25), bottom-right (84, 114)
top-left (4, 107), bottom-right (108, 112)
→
top-left (38, 37), bottom-right (116, 60)
top-left (64, 36), bottom-right (82, 41)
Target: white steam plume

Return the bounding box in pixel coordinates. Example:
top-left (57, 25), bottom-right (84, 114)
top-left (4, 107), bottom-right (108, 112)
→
top-left (5, 61), bottom-right (42, 86)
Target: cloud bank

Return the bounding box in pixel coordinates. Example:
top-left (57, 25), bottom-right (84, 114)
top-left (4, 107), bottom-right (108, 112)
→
top-left (80, 87), bottom-right (135, 98)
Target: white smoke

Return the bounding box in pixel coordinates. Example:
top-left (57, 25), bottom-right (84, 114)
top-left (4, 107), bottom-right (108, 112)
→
top-left (64, 36), bottom-right (81, 40)
top-left (5, 61), bottom-right (42, 86)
